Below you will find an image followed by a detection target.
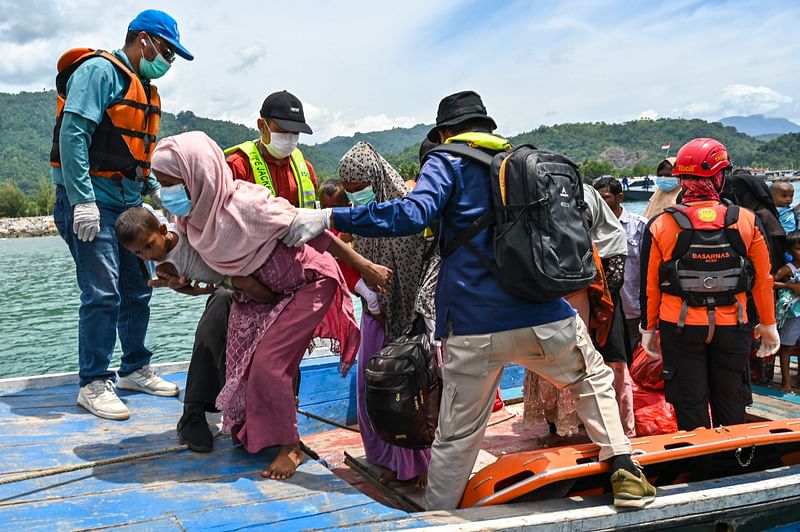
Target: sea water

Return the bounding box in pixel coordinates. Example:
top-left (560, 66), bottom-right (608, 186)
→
top-left (0, 236), bottom-right (206, 379)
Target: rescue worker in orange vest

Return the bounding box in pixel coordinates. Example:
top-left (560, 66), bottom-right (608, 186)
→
top-left (50, 10), bottom-right (193, 420)
top-left (640, 138), bottom-right (779, 431)
top-left (172, 91), bottom-right (318, 452)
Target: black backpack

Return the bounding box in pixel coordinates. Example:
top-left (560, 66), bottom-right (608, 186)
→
top-left (364, 325), bottom-right (441, 449)
top-left (429, 143), bottom-right (596, 303)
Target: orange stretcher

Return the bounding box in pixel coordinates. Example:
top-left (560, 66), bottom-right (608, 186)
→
top-left (460, 419), bottom-right (800, 508)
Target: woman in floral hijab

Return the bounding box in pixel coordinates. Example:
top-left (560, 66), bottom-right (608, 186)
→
top-left (338, 141), bottom-right (432, 487)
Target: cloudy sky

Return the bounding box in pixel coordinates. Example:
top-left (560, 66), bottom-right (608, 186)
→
top-left (1, 0), bottom-right (798, 143)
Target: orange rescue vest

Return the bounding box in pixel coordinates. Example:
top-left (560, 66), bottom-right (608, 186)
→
top-left (49, 48), bottom-right (161, 180)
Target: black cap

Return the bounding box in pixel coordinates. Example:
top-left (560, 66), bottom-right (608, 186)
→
top-left (427, 90), bottom-right (496, 142)
top-left (260, 90), bottom-right (312, 134)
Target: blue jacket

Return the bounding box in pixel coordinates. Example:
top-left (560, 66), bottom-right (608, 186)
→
top-left (332, 150), bottom-right (574, 339)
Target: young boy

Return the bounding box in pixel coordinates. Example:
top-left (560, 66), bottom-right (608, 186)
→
top-left (771, 181), bottom-right (796, 234)
top-left (319, 180), bottom-right (383, 325)
top-left (114, 207), bottom-right (278, 303)
top-left (774, 230), bottom-right (800, 393)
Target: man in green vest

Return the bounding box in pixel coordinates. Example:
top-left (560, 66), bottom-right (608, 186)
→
top-left (175, 90), bottom-right (318, 452)
top-left (224, 90), bottom-right (318, 206)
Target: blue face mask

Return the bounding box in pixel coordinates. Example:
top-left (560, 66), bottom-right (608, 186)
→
top-left (160, 183), bottom-right (192, 216)
top-left (345, 185), bottom-right (376, 206)
top-left (655, 176), bottom-right (680, 192)
top-left (139, 35), bottom-right (172, 79)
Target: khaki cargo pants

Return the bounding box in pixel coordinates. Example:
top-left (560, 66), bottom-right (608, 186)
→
top-left (424, 316), bottom-right (631, 510)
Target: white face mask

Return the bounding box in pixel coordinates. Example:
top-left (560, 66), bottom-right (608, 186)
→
top-left (262, 127), bottom-right (299, 160)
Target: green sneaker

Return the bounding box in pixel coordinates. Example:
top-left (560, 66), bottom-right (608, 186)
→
top-left (610, 468), bottom-right (656, 509)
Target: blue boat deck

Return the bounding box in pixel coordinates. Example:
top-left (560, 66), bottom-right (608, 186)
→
top-left (0, 361), bottom-right (446, 531)
top-left (2, 359), bottom-right (800, 530)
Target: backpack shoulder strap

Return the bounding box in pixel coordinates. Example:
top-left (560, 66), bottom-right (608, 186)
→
top-left (425, 143), bottom-right (494, 167)
top-left (664, 206), bottom-right (694, 260)
top-left (428, 143), bottom-right (499, 259)
top-left (722, 205), bottom-right (748, 257)
top-left (664, 205), bottom-right (693, 230)
top-left (441, 212), bottom-right (494, 258)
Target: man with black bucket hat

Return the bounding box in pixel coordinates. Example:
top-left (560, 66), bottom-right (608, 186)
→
top-left (280, 90), bottom-right (656, 510)
top-left (170, 91), bottom-right (318, 453)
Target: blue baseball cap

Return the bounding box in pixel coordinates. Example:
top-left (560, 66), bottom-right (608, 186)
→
top-left (128, 9), bottom-right (193, 61)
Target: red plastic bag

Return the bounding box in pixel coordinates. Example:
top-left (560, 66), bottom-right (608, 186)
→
top-left (630, 345), bottom-right (664, 390)
top-left (633, 383), bottom-right (678, 436)
top-left (632, 382), bottom-right (660, 411)
top-left (493, 387), bottom-right (504, 413)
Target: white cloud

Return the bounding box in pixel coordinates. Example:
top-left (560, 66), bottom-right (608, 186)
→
top-left (720, 84), bottom-right (793, 115)
top-left (637, 109), bottom-right (659, 121)
top-left (674, 84), bottom-right (794, 120)
top-left (1, 0), bottom-right (799, 140)
top-left (304, 101), bottom-right (420, 142)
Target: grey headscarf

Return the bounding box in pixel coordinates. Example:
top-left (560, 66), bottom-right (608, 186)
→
top-left (338, 141), bottom-right (429, 341)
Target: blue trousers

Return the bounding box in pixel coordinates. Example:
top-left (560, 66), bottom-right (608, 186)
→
top-left (54, 185), bottom-right (153, 386)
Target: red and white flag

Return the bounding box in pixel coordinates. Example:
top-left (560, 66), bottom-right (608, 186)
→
top-left (661, 143), bottom-right (671, 150)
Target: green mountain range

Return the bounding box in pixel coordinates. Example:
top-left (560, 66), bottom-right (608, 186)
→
top-left (2, 90), bottom-right (799, 195)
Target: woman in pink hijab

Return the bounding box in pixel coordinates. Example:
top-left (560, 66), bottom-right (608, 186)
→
top-left (150, 132), bottom-right (391, 480)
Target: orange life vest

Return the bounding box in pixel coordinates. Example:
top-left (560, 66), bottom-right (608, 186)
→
top-left (643, 200), bottom-right (775, 330)
top-left (49, 48), bottom-right (161, 180)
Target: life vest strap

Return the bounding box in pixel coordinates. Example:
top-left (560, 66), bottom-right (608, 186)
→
top-left (737, 300), bottom-right (745, 330)
top-left (705, 301), bottom-right (716, 344)
top-left (677, 267), bottom-right (749, 292)
top-left (116, 98), bottom-right (161, 115)
top-left (677, 300), bottom-right (689, 334)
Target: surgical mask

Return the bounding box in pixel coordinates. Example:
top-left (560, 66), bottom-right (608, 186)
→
top-left (160, 183), bottom-right (192, 216)
top-left (139, 35), bottom-right (172, 79)
top-left (263, 129), bottom-right (299, 160)
top-left (345, 185), bottom-right (376, 206)
top-left (655, 176), bottom-right (680, 192)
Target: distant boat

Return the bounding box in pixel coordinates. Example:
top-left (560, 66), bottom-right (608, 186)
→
top-left (623, 177), bottom-right (655, 201)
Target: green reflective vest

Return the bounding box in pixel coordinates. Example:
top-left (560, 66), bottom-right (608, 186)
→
top-left (224, 140), bottom-right (317, 208)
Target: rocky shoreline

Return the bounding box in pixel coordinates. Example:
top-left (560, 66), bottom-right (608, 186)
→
top-left (0, 216), bottom-right (58, 238)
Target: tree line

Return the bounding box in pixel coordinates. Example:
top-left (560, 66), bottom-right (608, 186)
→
top-left (2, 90), bottom-right (799, 217)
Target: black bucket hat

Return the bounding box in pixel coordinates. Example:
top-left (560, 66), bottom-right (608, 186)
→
top-left (260, 90), bottom-right (313, 134)
top-left (427, 90), bottom-right (497, 142)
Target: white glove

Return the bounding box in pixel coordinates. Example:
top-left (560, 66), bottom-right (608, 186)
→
top-left (639, 326), bottom-right (661, 359)
top-left (73, 201), bottom-right (101, 242)
top-left (355, 278), bottom-right (381, 313)
top-left (281, 208), bottom-right (332, 247)
top-left (755, 323), bottom-right (780, 358)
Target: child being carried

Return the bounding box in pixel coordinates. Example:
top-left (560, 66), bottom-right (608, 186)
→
top-left (114, 206), bottom-right (278, 303)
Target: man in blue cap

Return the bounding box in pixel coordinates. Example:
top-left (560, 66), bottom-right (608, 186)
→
top-left (50, 10), bottom-right (192, 420)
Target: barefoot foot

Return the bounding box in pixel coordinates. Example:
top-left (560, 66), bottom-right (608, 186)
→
top-left (378, 469), bottom-right (398, 484)
top-left (261, 443), bottom-right (304, 480)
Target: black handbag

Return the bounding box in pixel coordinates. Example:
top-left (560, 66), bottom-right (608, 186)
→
top-left (364, 316), bottom-right (442, 449)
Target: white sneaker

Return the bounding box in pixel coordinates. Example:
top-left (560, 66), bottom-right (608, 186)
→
top-left (116, 365), bottom-right (179, 397)
top-left (77, 380), bottom-right (130, 420)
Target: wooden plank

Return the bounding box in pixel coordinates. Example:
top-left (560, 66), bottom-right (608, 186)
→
top-left (753, 385), bottom-right (800, 407)
top-left (0, 454), bottom-right (404, 530)
top-left (344, 451), bottom-right (424, 512)
top-left (0, 362), bottom-right (191, 393)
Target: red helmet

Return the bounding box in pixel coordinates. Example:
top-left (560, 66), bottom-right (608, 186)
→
top-left (672, 138), bottom-right (731, 178)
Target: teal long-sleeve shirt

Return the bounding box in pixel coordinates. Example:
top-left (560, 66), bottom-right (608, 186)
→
top-left (51, 49), bottom-right (160, 208)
